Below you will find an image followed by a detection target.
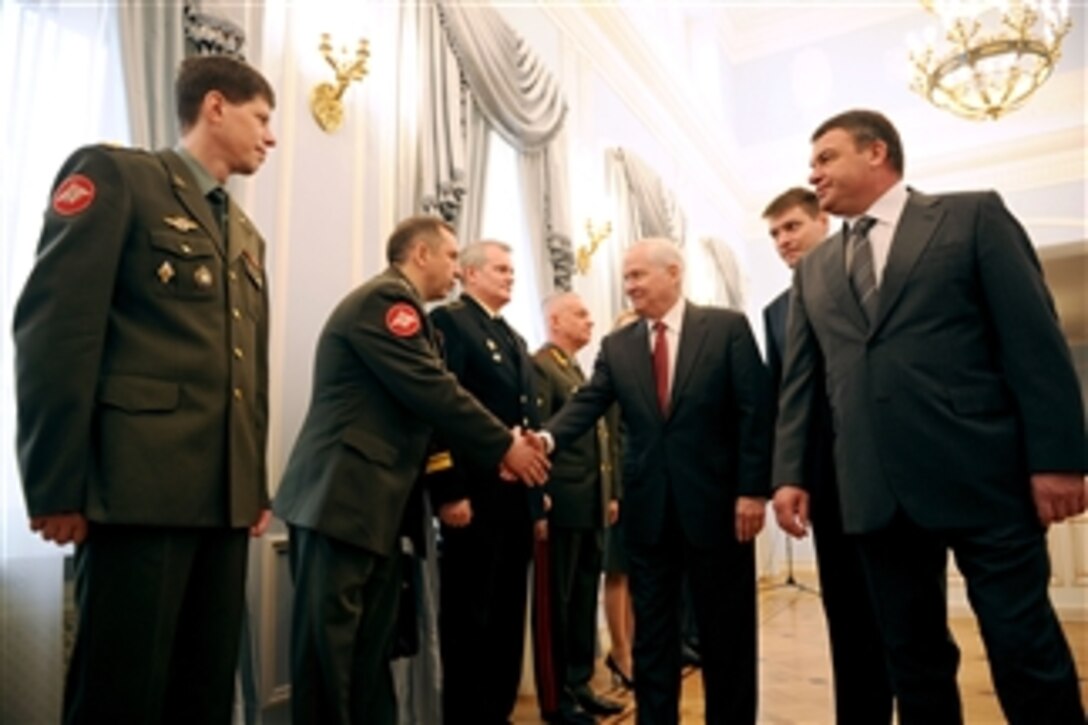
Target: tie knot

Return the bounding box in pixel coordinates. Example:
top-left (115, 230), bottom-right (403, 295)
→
top-left (653, 321), bottom-right (666, 334)
top-left (849, 216), bottom-right (876, 241)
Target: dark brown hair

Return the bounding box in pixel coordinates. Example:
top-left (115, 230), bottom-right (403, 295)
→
top-left (387, 215), bottom-right (456, 265)
top-left (762, 187), bottom-right (820, 219)
top-left (176, 55), bottom-right (276, 130)
top-left (812, 109), bottom-right (904, 175)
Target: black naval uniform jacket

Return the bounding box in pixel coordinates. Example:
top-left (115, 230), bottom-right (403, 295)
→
top-left (273, 269), bottom-right (516, 556)
top-left (429, 294), bottom-right (545, 521)
top-left (14, 145), bottom-right (269, 528)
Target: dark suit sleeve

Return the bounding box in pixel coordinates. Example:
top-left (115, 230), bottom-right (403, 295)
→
top-left (974, 192), bottom-right (1086, 472)
top-left (351, 289), bottom-right (513, 471)
top-left (546, 340), bottom-right (617, 451)
top-left (14, 146), bottom-right (129, 516)
top-left (772, 267), bottom-right (822, 488)
top-left (762, 303), bottom-right (783, 393)
top-left (728, 315), bottom-right (774, 497)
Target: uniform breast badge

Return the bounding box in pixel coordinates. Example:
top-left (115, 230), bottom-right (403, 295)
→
top-left (164, 215), bottom-right (198, 233)
top-left (193, 265), bottom-right (214, 288)
top-left (157, 261), bottom-right (176, 284)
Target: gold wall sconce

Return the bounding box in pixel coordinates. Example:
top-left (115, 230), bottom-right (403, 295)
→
top-left (576, 219), bottom-right (613, 275)
top-left (311, 33), bottom-right (370, 133)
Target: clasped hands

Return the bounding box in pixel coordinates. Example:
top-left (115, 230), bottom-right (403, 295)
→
top-left (499, 426), bottom-right (550, 486)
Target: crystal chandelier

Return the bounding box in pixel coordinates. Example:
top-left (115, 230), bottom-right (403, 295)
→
top-left (908, 0), bottom-right (1072, 121)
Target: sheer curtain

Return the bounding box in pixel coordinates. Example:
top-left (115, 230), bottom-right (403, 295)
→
top-left (0, 3), bottom-right (129, 720)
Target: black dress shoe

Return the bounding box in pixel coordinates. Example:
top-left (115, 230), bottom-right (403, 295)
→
top-left (681, 641), bottom-right (702, 668)
top-left (542, 702), bottom-right (595, 725)
top-left (570, 684), bottom-right (624, 716)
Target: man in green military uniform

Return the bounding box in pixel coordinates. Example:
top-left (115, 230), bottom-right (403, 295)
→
top-left (13, 56), bottom-right (276, 724)
top-left (533, 291), bottom-right (623, 724)
top-left (273, 216), bottom-right (550, 725)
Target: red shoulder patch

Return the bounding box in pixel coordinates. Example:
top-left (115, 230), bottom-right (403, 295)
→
top-left (386, 302), bottom-right (421, 338)
top-left (52, 174), bottom-right (96, 216)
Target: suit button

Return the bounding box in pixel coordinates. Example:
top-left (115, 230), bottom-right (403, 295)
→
top-left (233, 347), bottom-right (244, 359)
top-left (233, 387), bottom-right (244, 401)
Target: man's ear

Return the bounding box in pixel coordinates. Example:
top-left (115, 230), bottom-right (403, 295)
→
top-left (867, 139), bottom-right (889, 168)
top-left (201, 90), bottom-right (227, 125)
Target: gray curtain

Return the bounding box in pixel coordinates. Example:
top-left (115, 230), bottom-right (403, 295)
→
top-left (608, 147), bottom-right (686, 244)
top-left (435, 0), bottom-right (574, 293)
top-left (118, 3), bottom-right (185, 149)
top-left (700, 236), bottom-right (745, 310)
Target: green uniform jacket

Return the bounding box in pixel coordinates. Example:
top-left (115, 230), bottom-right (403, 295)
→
top-left (14, 145), bottom-right (269, 528)
top-left (273, 268), bottom-right (515, 556)
top-left (533, 343), bottom-right (619, 530)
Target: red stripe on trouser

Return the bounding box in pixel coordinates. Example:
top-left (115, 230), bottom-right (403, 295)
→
top-left (533, 537), bottom-right (559, 712)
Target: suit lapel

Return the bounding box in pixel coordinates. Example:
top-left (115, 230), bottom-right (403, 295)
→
top-left (625, 319), bottom-right (661, 419)
top-left (157, 150), bottom-right (225, 256)
top-left (670, 303), bottom-right (706, 416)
top-left (819, 228), bottom-right (868, 331)
top-left (872, 191), bottom-right (943, 334)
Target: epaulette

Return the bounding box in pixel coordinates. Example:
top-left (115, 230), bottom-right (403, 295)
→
top-left (548, 347), bottom-right (569, 368)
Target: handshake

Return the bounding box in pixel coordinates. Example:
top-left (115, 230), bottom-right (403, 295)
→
top-left (499, 426), bottom-right (551, 485)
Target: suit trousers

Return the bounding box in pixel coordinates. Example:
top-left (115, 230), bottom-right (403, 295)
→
top-left (63, 524), bottom-right (248, 725)
top-left (857, 514), bottom-right (1084, 725)
top-left (287, 526), bottom-right (402, 725)
top-left (440, 513), bottom-right (533, 724)
top-left (628, 506), bottom-right (757, 725)
top-left (810, 489), bottom-right (893, 725)
top-left (534, 525), bottom-right (604, 717)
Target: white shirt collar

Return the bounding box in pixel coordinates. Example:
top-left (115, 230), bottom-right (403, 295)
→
top-left (650, 297), bottom-right (685, 334)
top-left (850, 179), bottom-right (909, 229)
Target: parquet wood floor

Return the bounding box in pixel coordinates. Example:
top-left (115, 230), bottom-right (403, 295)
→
top-left (512, 572), bottom-right (1088, 724)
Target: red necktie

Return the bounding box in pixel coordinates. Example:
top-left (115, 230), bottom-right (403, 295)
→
top-left (652, 320), bottom-right (669, 414)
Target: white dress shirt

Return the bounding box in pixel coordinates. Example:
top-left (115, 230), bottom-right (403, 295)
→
top-left (846, 180), bottom-right (909, 286)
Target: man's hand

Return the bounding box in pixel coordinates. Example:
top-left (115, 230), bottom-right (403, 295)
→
top-left (772, 485), bottom-right (810, 539)
top-left (607, 500), bottom-right (620, 526)
top-left (734, 496), bottom-right (766, 543)
top-left (1031, 473), bottom-right (1087, 527)
top-left (500, 428), bottom-right (550, 486)
top-left (30, 512), bottom-right (88, 546)
top-left (250, 509), bottom-right (272, 537)
top-left (439, 499), bottom-right (473, 528)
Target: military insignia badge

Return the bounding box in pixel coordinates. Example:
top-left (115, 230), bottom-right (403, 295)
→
top-left (241, 249), bottom-right (263, 289)
top-left (157, 261), bottom-right (175, 284)
top-left (52, 174), bottom-right (96, 216)
top-left (386, 302), bottom-right (421, 337)
top-left (193, 265), bottom-right (214, 288)
top-left (164, 215), bottom-right (198, 233)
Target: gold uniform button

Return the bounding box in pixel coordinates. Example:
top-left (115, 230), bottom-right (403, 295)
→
top-left (179, 242), bottom-right (192, 255)
top-left (233, 347), bottom-right (244, 360)
top-left (233, 387), bottom-right (244, 401)
top-left (232, 308), bottom-right (242, 320)
top-left (229, 270), bottom-right (238, 282)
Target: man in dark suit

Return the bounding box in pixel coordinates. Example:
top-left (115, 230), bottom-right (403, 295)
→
top-left (430, 240), bottom-right (549, 724)
top-left (273, 217), bottom-right (549, 725)
top-left (13, 56), bottom-right (275, 724)
top-left (544, 238), bottom-right (773, 725)
top-left (763, 187), bottom-right (892, 724)
top-left (533, 292), bottom-right (623, 724)
top-left (774, 109), bottom-right (1086, 724)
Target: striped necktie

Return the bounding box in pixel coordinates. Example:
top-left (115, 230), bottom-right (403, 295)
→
top-left (846, 216), bottom-right (878, 325)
